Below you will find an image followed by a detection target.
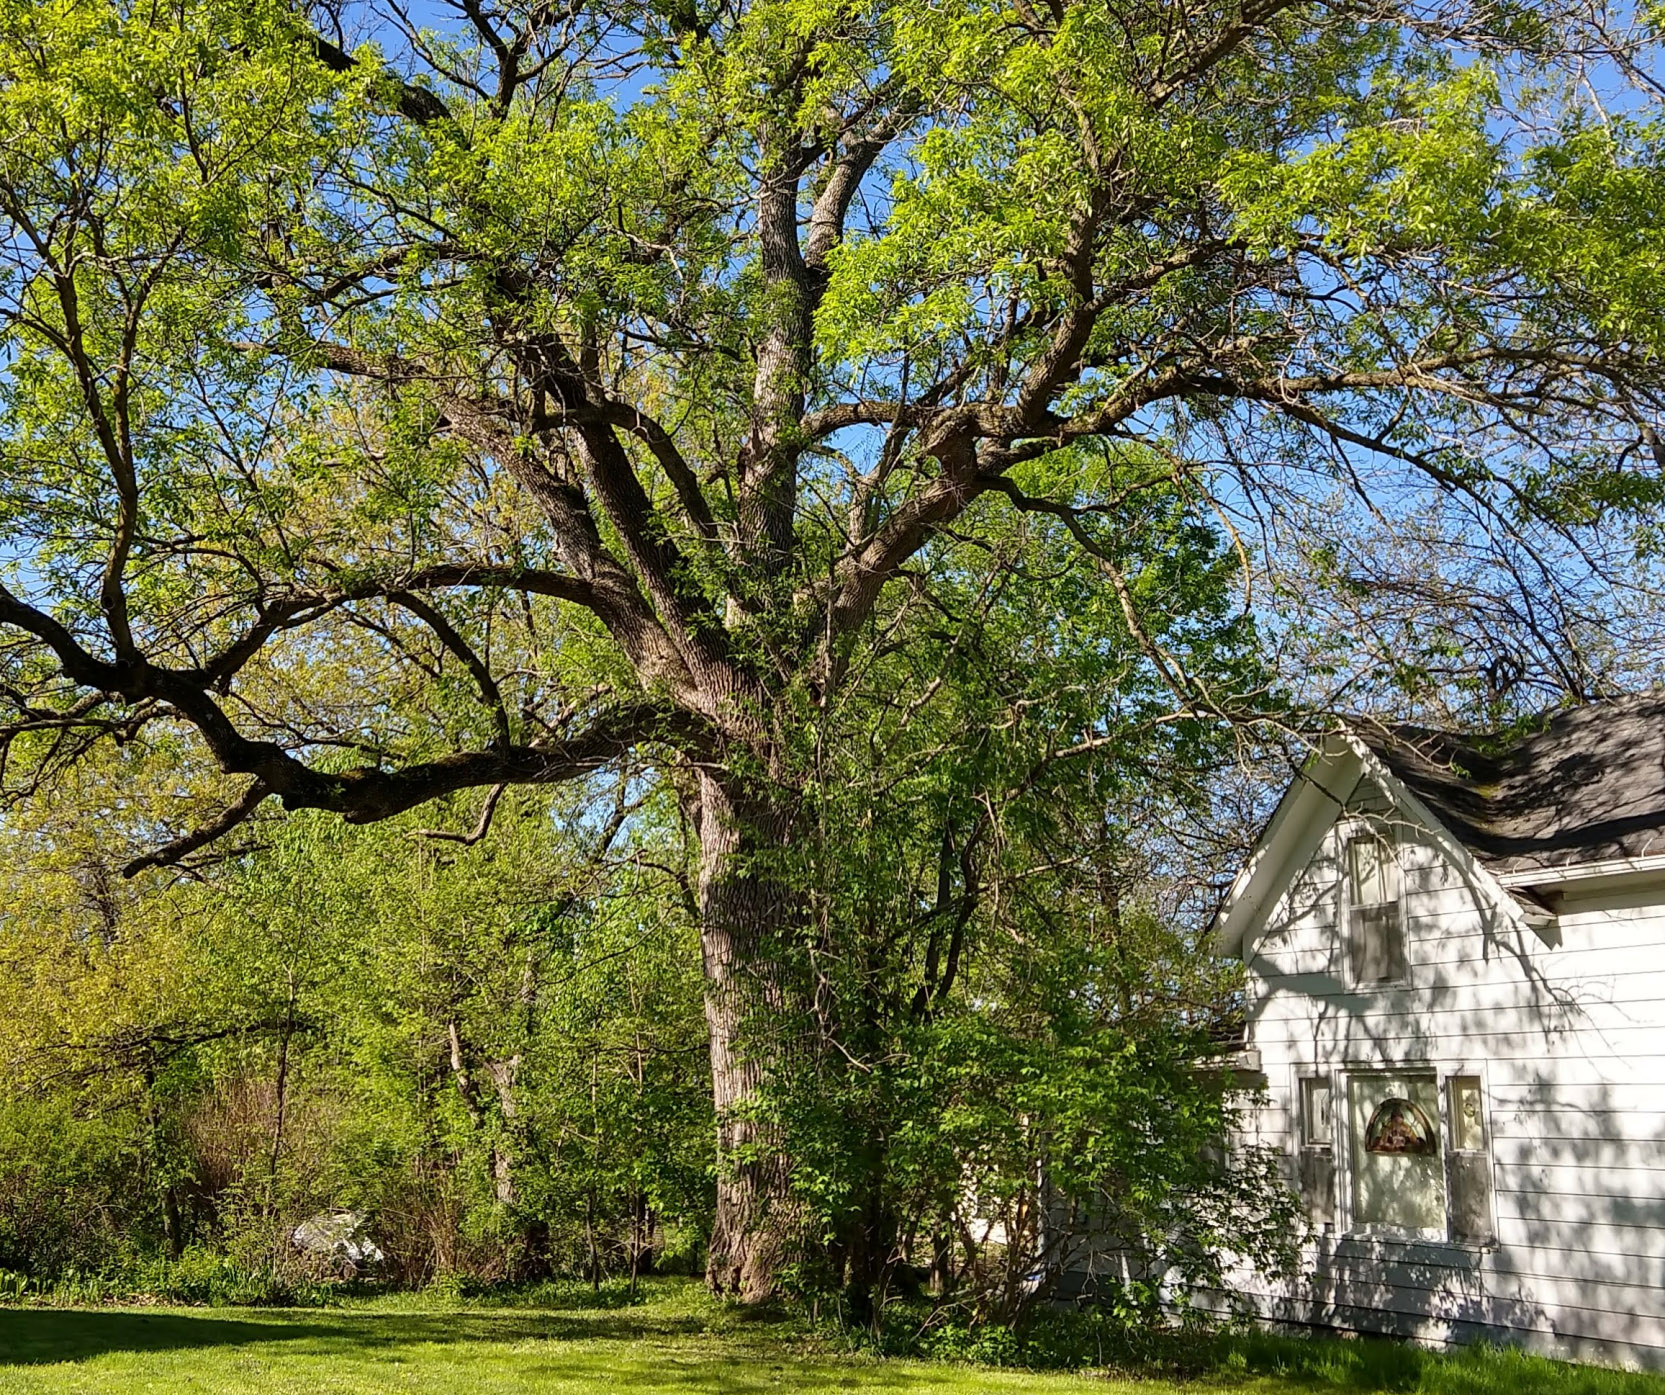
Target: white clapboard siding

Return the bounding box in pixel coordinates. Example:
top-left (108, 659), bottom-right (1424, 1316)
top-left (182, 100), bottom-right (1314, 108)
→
top-left (1248, 1046), bottom-right (1665, 1091)
top-left (1220, 1266), bottom-right (1665, 1333)
top-left (1249, 928), bottom-right (1545, 981)
top-left (1251, 975), bottom-right (1665, 1021)
top-left (1493, 1215), bottom-right (1665, 1263)
top-left (1495, 1160), bottom-right (1665, 1201)
top-left (1250, 991), bottom-right (1665, 1037)
top-left (1250, 990), bottom-right (1665, 1043)
top-left (1213, 1247), bottom-right (1665, 1332)
top-left (1492, 1134), bottom-right (1665, 1172)
top-left (1491, 1107), bottom-right (1665, 1145)
top-left (1287, 1230), bottom-right (1665, 1277)
top-left (1483, 1243), bottom-right (1665, 1289)
top-left (1250, 1015), bottom-right (1665, 1058)
top-left (1251, 930), bottom-right (1665, 986)
top-left (1188, 1285), bottom-right (1665, 1369)
top-left (1256, 957), bottom-right (1665, 1007)
top-left (1200, 775), bottom-right (1665, 1372)
top-left (1257, 903), bottom-right (1665, 967)
top-left (1251, 1023), bottom-right (1665, 1063)
top-left (1488, 1081), bottom-right (1665, 1111)
top-left (1498, 1188), bottom-right (1665, 1229)
top-left (1186, 1286), bottom-right (1500, 1351)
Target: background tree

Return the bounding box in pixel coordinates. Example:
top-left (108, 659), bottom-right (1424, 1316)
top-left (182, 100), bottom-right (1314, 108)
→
top-left (0, 759), bottom-right (712, 1289)
top-left (3, 0), bottom-right (1664, 1298)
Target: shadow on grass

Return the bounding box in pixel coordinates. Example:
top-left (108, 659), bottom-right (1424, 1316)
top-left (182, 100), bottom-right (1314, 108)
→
top-left (0, 1307), bottom-right (716, 1367)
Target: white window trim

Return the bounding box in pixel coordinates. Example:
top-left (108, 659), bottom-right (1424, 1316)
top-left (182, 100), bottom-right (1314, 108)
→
top-left (1338, 1067), bottom-right (1446, 1242)
top-left (1298, 1072), bottom-right (1335, 1151)
top-left (1340, 818), bottom-right (1409, 989)
top-left (1443, 1069), bottom-right (1499, 1249)
top-left (1330, 1062), bottom-right (1499, 1251)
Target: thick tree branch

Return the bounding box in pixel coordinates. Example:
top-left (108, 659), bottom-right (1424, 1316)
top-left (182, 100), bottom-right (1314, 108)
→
top-left (1, 569), bottom-right (683, 847)
top-left (122, 780), bottom-right (273, 878)
top-left (575, 401), bottom-right (719, 543)
top-left (309, 34), bottom-right (454, 125)
top-left (202, 563), bottom-right (597, 687)
top-left (410, 782), bottom-right (506, 845)
top-left (289, 338), bottom-right (709, 701)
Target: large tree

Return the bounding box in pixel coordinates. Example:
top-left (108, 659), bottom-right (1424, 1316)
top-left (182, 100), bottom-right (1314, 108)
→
top-left (2, 0), bottom-right (1663, 1298)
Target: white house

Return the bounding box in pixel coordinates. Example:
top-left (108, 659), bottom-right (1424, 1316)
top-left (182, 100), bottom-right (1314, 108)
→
top-left (1208, 697), bottom-right (1665, 1370)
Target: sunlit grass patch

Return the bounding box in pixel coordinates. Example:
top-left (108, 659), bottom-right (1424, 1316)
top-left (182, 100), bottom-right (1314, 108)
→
top-left (1, 1285), bottom-right (1663, 1394)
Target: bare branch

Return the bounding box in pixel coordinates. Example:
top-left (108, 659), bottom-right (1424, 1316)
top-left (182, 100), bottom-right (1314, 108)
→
top-left (409, 782), bottom-right (506, 845)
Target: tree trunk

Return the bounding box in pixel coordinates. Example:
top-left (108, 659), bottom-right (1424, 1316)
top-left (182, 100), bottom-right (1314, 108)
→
top-left (447, 1020), bottom-right (522, 1208)
top-left (696, 771), bottom-right (807, 1302)
top-left (141, 1060), bottom-right (184, 1260)
top-left (487, 1056), bottom-right (520, 1207)
top-left (929, 1229), bottom-right (954, 1295)
top-left (269, 973), bottom-right (296, 1216)
top-left (840, 1139), bottom-right (899, 1326)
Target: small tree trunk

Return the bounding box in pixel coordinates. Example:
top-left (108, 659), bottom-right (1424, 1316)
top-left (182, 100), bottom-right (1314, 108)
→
top-left (630, 1195), bottom-right (641, 1296)
top-left (586, 1190), bottom-right (600, 1290)
top-left (269, 972), bottom-right (296, 1219)
top-left (487, 1056), bottom-right (520, 1207)
top-left (841, 1148), bottom-right (898, 1327)
top-left (141, 1059), bottom-right (184, 1259)
top-left (696, 772), bottom-right (807, 1303)
top-left (447, 1021), bottom-right (521, 1209)
top-left (930, 1229), bottom-right (953, 1295)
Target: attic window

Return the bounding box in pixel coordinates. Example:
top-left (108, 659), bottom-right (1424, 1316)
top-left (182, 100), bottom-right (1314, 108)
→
top-left (1346, 829), bottom-right (1405, 985)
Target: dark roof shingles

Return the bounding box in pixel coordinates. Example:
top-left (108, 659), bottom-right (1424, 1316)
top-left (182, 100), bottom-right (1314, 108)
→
top-left (1356, 696), bottom-right (1665, 875)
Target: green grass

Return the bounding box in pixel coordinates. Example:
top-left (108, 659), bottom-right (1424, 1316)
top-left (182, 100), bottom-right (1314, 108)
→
top-left (0, 1283), bottom-right (1662, 1394)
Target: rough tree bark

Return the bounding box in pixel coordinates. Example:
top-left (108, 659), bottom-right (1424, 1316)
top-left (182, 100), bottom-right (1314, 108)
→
top-left (447, 1019), bottom-right (523, 1208)
top-left (695, 770), bottom-right (809, 1300)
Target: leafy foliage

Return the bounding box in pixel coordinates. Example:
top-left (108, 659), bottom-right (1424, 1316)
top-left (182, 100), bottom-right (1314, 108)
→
top-left (0, 772), bottom-right (712, 1288)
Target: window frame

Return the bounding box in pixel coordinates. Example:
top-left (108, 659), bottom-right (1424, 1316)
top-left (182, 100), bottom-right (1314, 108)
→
top-left (1330, 1065), bottom-right (1499, 1250)
top-left (1443, 1072), bottom-right (1498, 1246)
top-left (1341, 820), bottom-right (1408, 988)
top-left (1447, 1074), bottom-right (1487, 1155)
top-left (1341, 1068), bottom-right (1447, 1240)
top-left (1299, 1074), bottom-right (1334, 1150)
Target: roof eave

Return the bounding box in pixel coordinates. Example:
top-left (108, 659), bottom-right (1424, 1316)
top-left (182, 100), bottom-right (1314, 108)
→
top-left (1210, 735), bottom-right (1360, 959)
top-left (1496, 851), bottom-right (1665, 894)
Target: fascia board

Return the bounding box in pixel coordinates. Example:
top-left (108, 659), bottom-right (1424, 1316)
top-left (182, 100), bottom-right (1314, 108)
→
top-left (1211, 737), bottom-right (1360, 959)
top-left (1495, 852), bottom-right (1665, 891)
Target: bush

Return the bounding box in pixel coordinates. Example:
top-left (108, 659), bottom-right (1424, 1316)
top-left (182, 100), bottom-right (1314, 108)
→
top-left (815, 1291), bottom-right (1220, 1371)
top-left (0, 1099), bottom-right (150, 1278)
top-left (0, 1251), bottom-right (342, 1309)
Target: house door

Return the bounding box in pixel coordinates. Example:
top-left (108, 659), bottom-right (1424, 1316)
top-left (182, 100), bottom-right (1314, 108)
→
top-left (1348, 1073), bottom-right (1445, 1237)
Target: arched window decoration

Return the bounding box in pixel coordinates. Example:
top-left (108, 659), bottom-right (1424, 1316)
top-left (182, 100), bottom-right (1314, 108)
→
top-left (1364, 1097), bottom-right (1438, 1155)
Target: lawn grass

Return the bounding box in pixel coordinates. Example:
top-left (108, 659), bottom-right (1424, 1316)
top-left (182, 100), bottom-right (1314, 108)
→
top-left (0, 1281), bottom-right (1662, 1394)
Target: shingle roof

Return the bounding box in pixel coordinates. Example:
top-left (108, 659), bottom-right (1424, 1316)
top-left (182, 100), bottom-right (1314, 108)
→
top-left (1355, 696), bottom-right (1665, 876)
